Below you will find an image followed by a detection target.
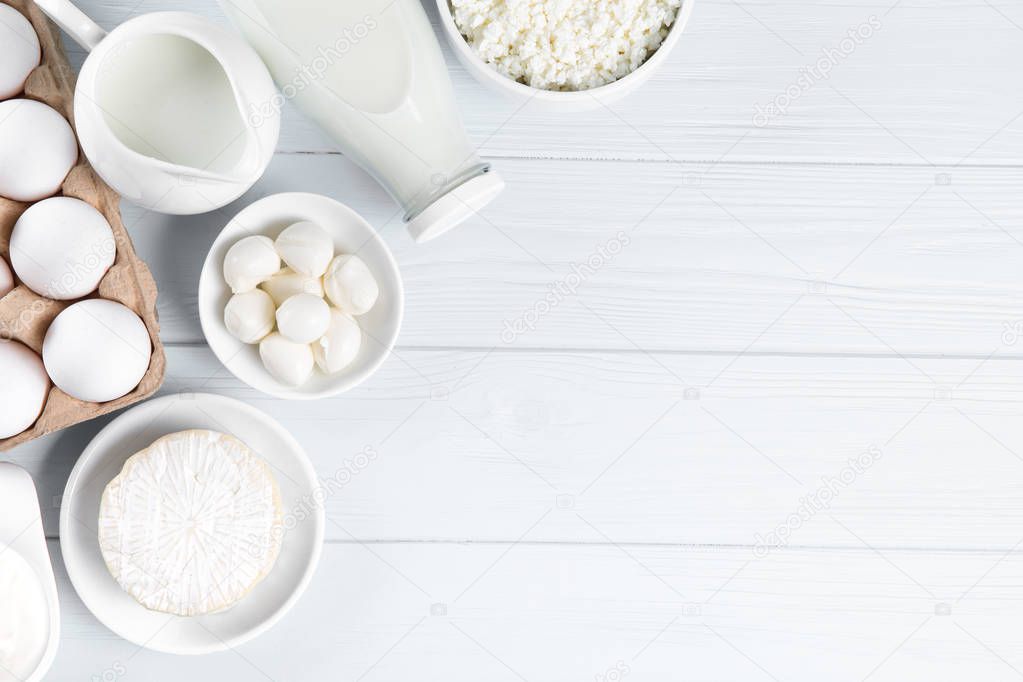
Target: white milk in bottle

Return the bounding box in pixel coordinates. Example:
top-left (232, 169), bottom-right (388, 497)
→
top-left (220, 0), bottom-right (504, 242)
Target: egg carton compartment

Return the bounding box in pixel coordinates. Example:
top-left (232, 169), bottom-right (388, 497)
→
top-left (0, 0), bottom-right (165, 452)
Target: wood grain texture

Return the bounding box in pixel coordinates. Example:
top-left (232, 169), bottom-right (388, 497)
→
top-left (65, 0), bottom-right (1023, 164)
top-left (125, 154), bottom-right (1023, 354)
top-left (47, 539), bottom-right (1023, 681)
top-left (12, 346), bottom-right (1023, 551)
top-left (25, 0), bottom-right (1023, 677)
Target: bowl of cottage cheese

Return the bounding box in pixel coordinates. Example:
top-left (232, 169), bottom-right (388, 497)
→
top-left (438, 0), bottom-right (693, 109)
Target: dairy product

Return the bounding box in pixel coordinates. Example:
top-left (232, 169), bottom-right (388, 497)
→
top-left (451, 0), bottom-right (682, 91)
top-left (275, 221), bottom-right (333, 277)
top-left (219, 0), bottom-right (503, 241)
top-left (224, 289), bottom-right (276, 343)
top-left (323, 254), bottom-right (379, 315)
top-left (97, 33), bottom-right (250, 174)
top-left (260, 268), bottom-right (323, 306)
top-left (224, 236), bottom-right (280, 293)
top-left (98, 430), bottom-right (283, 616)
top-left (276, 293), bottom-right (330, 344)
top-left (0, 550), bottom-right (49, 682)
top-left (259, 333), bottom-right (315, 386)
top-left (313, 309), bottom-right (361, 373)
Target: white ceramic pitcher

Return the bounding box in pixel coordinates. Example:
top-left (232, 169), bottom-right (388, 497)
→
top-left (34, 0), bottom-right (280, 214)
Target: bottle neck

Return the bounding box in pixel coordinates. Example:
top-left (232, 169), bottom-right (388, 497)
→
top-left (403, 162), bottom-right (491, 223)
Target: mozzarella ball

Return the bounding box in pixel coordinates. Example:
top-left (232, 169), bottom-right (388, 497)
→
top-left (0, 5), bottom-right (41, 100)
top-left (0, 257), bottom-right (13, 299)
top-left (259, 333), bottom-right (313, 386)
top-left (0, 99), bottom-right (77, 201)
top-left (224, 289), bottom-right (275, 344)
top-left (0, 340), bottom-right (49, 439)
top-left (274, 221), bottom-right (333, 277)
top-left (223, 235), bottom-right (280, 293)
top-left (312, 309), bottom-right (362, 374)
top-left (323, 254), bottom-right (379, 315)
top-left (43, 299), bottom-right (151, 402)
top-left (276, 293), bottom-right (330, 344)
top-left (260, 267), bottom-right (323, 306)
top-left (10, 197), bottom-right (115, 299)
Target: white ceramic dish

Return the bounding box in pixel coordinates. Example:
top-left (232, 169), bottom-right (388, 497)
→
top-left (59, 393), bottom-right (324, 655)
top-left (0, 464), bottom-right (60, 682)
top-left (435, 0), bottom-right (695, 112)
top-left (198, 192), bottom-right (404, 400)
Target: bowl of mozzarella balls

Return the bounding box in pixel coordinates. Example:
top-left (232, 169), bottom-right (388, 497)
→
top-left (436, 0), bottom-right (694, 110)
top-left (198, 193), bottom-right (403, 399)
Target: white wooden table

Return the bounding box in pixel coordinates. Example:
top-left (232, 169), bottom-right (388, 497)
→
top-left (10, 0), bottom-right (1023, 679)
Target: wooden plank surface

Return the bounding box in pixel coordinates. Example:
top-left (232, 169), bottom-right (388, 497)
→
top-left (126, 154), bottom-right (1023, 354)
top-left (47, 540), bottom-right (1023, 681)
top-left (66, 0), bottom-right (1023, 164)
top-left (13, 0), bottom-right (1023, 678)
top-left (12, 346), bottom-right (1023, 551)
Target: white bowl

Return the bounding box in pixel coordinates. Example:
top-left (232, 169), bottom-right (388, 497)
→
top-left (0, 546), bottom-right (55, 681)
top-left (198, 192), bottom-right (404, 400)
top-left (435, 0), bottom-right (695, 111)
top-left (0, 464), bottom-right (60, 682)
top-left (59, 392), bottom-right (325, 655)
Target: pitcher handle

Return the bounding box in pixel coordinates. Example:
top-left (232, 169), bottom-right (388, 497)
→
top-left (34, 0), bottom-right (107, 50)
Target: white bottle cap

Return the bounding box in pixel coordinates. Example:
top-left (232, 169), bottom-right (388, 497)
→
top-left (405, 171), bottom-right (505, 243)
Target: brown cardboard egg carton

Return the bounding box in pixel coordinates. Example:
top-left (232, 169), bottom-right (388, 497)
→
top-left (0, 0), bottom-right (165, 451)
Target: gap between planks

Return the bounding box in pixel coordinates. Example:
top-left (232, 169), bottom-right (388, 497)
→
top-left (272, 149), bottom-right (1023, 171)
top-left (42, 535), bottom-right (1023, 554)
top-left (157, 339), bottom-right (1023, 363)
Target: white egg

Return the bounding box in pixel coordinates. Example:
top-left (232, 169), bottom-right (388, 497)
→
top-left (223, 235), bottom-right (280, 293)
top-left (276, 293), bottom-right (330, 344)
top-left (0, 257), bottom-right (13, 299)
top-left (43, 299), bottom-right (151, 403)
top-left (0, 99), bottom-right (77, 202)
top-left (323, 254), bottom-right (379, 315)
top-left (224, 289), bottom-right (275, 344)
top-left (312, 309), bottom-right (362, 374)
top-left (10, 197), bottom-right (115, 300)
top-left (260, 267), bottom-right (323, 306)
top-left (259, 332), bottom-right (313, 386)
top-left (274, 221), bottom-right (333, 277)
top-left (0, 340), bottom-right (49, 439)
top-left (0, 5), bottom-right (40, 100)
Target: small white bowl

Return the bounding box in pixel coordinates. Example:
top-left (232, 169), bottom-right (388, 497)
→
top-left (198, 193), bottom-right (404, 400)
top-left (59, 392), bottom-right (325, 655)
top-left (435, 0), bottom-right (695, 111)
top-left (0, 546), bottom-right (55, 681)
top-left (0, 464), bottom-right (60, 682)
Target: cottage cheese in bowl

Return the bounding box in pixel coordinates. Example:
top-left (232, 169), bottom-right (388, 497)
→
top-left (449, 0), bottom-right (684, 92)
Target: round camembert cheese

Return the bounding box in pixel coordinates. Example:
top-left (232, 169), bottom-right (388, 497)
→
top-left (98, 430), bottom-right (283, 616)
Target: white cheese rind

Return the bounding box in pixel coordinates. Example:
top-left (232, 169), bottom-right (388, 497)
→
top-left (451, 0), bottom-right (683, 91)
top-left (97, 430), bottom-right (283, 616)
